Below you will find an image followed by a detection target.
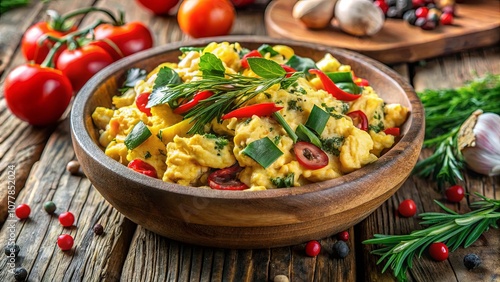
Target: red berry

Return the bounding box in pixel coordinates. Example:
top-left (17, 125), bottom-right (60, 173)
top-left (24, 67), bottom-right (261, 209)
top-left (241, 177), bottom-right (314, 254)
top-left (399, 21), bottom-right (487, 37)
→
top-left (305, 240), bottom-right (321, 257)
top-left (15, 204), bottom-right (31, 219)
top-left (337, 231), bottom-right (349, 242)
top-left (59, 211), bottom-right (75, 227)
top-left (445, 185), bottom-right (464, 202)
top-left (429, 242), bottom-right (449, 261)
top-left (398, 199), bottom-right (417, 217)
top-left (57, 234), bottom-right (74, 251)
top-left (440, 12), bottom-right (454, 25)
top-left (415, 7), bottom-right (429, 18)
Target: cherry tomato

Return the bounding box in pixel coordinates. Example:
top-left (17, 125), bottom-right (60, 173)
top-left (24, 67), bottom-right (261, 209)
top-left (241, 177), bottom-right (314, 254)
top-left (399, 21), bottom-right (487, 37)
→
top-left (373, 0), bottom-right (389, 14)
top-left (208, 164), bottom-right (248, 190)
top-left (305, 240), bottom-right (321, 257)
top-left (56, 44), bottom-right (114, 92)
top-left (21, 22), bottom-right (76, 64)
top-left (415, 7), bottom-right (429, 18)
top-left (240, 50), bottom-right (262, 69)
top-left (57, 234), bottom-right (74, 251)
top-left (429, 242), bottom-right (449, 261)
top-left (177, 0), bottom-right (235, 38)
top-left (347, 110), bottom-right (368, 131)
top-left (445, 185), bottom-right (465, 203)
top-left (15, 204), bottom-right (31, 220)
top-left (398, 199), bottom-right (417, 217)
top-left (94, 22), bottom-right (153, 60)
top-left (4, 64), bottom-right (73, 126)
top-left (128, 159), bottom-right (158, 178)
top-left (294, 141), bottom-right (329, 170)
top-left (59, 211), bottom-right (75, 227)
top-left (136, 92), bottom-right (152, 116)
top-left (231, 0), bottom-right (256, 7)
top-left (136, 0), bottom-right (179, 15)
top-left (337, 231), bottom-right (349, 242)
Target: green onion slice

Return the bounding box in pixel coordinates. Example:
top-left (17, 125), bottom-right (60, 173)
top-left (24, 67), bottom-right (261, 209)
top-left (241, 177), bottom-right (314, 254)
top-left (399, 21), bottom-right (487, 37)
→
top-left (124, 121), bottom-right (152, 150)
top-left (242, 137), bottom-right (283, 168)
top-left (295, 124), bottom-right (322, 148)
top-left (273, 112), bottom-right (298, 143)
top-left (305, 105), bottom-right (330, 135)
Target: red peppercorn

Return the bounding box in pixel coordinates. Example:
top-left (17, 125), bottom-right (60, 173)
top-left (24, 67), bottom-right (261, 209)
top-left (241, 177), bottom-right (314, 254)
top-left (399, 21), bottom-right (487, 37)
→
top-left (57, 234), bottom-right (74, 251)
top-left (445, 185), bottom-right (465, 202)
top-left (59, 211), bottom-right (75, 227)
top-left (398, 199), bottom-right (417, 217)
top-left (15, 204), bottom-right (31, 220)
top-left (373, 0), bottom-right (389, 14)
top-left (305, 240), bottom-right (321, 257)
top-left (337, 231), bottom-right (349, 242)
top-left (415, 7), bottom-right (429, 18)
top-left (440, 12), bottom-right (454, 25)
top-left (429, 242), bottom-right (449, 261)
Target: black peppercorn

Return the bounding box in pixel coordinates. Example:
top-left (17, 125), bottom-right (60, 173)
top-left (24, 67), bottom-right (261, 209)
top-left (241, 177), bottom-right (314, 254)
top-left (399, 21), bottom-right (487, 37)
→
top-left (93, 223), bottom-right (104, 235)
top-left (463, 253), bottom-right (481, 270)
top-left (332, 241), bottom-right (350, 259)
top-left (4, 244), bottom-right (20, 257)
top-left (14, 267), bottom-right (28, 281)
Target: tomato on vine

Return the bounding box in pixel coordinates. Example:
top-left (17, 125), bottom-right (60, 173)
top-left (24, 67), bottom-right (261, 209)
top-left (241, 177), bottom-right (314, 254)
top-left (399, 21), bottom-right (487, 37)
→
top-left (177, 0), bottom-right (235, 38)
top-left (135, 0), bottom-right (179, 15)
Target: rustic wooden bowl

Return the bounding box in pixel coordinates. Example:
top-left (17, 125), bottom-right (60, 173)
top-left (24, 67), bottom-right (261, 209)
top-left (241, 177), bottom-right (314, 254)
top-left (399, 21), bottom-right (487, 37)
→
top-left (70, 36), bottom-right (424, 249)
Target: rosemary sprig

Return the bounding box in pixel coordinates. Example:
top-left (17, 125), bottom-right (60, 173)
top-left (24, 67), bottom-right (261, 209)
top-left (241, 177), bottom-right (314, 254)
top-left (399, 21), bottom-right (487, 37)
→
top-left (363, 193), bottom-right (500, 281)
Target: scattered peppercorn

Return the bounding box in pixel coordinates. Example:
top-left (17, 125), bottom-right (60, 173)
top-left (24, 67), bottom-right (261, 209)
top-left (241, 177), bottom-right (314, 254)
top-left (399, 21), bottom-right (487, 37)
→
top-left (463, 253), bottom-right (481, 270)
top-left (305, 240), bottom-right (321, 257)
top-left (15, 204), bottom-right (31, 220)
top-left (14, 267), bottom-right (28, 281)
top-left (273, 274), bottom-right (289, 282)
top-left (337, 231), bottom-right (350, 242)
top-left (4, 244), bottom-right (20, 257)
top-left (93, 223), bottom-right (104, 235)
top-left (57, 234), bottom-right (74, 251)
top-left (43, 201), bottom-right (57, 214)
top-left (58, 211), bottom-right (75, 227)
top-left (332, 241), bottom-right (350, 259)
top-left (66, 160), bottom-right (80, 175)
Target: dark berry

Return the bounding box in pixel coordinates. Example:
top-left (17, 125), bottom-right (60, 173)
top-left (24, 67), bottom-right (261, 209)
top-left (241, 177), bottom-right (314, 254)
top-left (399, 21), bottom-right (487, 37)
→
top-left (43, 201), bottom-right (57, 214)
top-left (463, 253), bottom-right (481, 270)
top-left (421, 19), bottom-right (437, 30)
top-left (385, 0), bottom-right (397, 6)
top-left (387, 6), bottom-right (400, 18)
top-left (397, 0), bottom-right (413, 13)
top-left (414, 17), bottom-right (427, 27)
top-left (14, 267), bottom-right (28, 281)
top-left (93, 223), bottom-right (104, 235)
top-left (332, 241), bottom-right (350, 259)
top-left (4, 244), bottom-right (20, 257)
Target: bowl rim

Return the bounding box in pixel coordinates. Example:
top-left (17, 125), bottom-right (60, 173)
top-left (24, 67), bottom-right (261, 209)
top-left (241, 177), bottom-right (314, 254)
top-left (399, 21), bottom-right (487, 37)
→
top-left (71, 35), bottom-right (424, 201)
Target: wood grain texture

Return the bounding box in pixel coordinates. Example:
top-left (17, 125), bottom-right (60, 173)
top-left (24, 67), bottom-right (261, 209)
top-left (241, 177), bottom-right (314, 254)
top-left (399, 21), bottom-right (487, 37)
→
top-left (265, 0), bottom-right (500, 64)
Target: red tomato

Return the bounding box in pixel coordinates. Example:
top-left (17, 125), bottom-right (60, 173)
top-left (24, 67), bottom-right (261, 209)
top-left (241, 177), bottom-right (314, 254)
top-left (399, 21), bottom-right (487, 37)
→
top-left (208, 164), bottom-right (248, 190)
top-left (240, 50), bottom-right (262, 69)
top-left (136, 0), bottom-right (179, 15)
top-left (127, 159), bottom-right (158, 178)
top-left (4, 64), bottom-right (73, 126)
top-left (231, 0), bottom-right (256, 7)
top-left (136, 92), bottom-right (152, 116)
top-left (94, 22), bottom-right (153, 60)
top-left (294, 141), bottom-right (328, 170)
top-left (21, 22), bottom-right (76, 64)
top-left (177, 0), bottom-right (235, 38)
top-left (56, 45), bottom-right (114, 92)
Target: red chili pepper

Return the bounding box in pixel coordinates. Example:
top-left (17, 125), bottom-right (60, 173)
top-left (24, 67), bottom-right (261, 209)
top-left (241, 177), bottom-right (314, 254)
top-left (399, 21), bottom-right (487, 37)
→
top-left (281, 64), bottom-right (296, 78)
top-left (241, 50), bottom-right (262, 69)
top-left (136, 92), bottom-right (152, 116)
top-left (347, 110), bottom-right (368, 131)
top-left (173, 90), bottom-right (213, 115)
top-left (383, 127), bottom-right (400, 136)
top-left (221, 102), bottom-right (283, 120)
top-left (127, 159), bottom-right (158, 178)
top-left (308, 69), bottom-right (361, 101)
top-left (208, 164), bottom-right (248, 190)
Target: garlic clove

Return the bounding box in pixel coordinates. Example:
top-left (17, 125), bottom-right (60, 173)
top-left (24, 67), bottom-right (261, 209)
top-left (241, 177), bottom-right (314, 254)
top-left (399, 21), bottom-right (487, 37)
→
top-left (458, 110), bottom-right (500, 176)
top-left (334, 0), bottom-right (385, 37)
top-left (292, 0), bottom-right (337, 29)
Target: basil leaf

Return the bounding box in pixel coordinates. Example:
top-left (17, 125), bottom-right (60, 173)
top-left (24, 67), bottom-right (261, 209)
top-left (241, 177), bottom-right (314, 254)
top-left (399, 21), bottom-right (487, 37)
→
top-left (199, 52), bottom-right (225, 78)
top-left (125, 121), bottom-right (152, 150)
top-left (147, 67), bottom-right (182, 107)
top-left (258, 44), bottom-right (279, 57)
top-left (285, 54), bottom-right (317, 73)
top-left (119, 68), bottom-right (147, 94)
top-left (242, 137), bottom-right (283, 168)
top-left (247, 57), bottom-right (286, 79)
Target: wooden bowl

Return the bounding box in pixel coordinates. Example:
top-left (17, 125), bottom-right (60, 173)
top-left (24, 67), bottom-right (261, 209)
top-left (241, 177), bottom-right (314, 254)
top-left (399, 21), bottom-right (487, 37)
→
top-left (70, 36), bottom-right (424, 249)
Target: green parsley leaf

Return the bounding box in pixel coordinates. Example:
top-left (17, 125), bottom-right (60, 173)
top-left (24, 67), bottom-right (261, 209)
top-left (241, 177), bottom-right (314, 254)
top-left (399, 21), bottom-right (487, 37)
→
top-left (247, 57), bottom-right (286, 79)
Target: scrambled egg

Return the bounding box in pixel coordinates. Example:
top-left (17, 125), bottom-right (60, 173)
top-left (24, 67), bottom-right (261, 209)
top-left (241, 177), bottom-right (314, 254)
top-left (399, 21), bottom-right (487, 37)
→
top-left (92, 42), bottom-right (409, 190)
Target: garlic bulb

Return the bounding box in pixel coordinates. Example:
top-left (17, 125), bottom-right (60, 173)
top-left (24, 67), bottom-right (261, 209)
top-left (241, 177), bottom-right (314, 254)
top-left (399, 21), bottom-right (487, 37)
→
top-left (292, 0), bottom-right (337, 29)
top-left (334, 0), bottom-right (385, 36)
top-left (458, 110), bottom-right (500, 176)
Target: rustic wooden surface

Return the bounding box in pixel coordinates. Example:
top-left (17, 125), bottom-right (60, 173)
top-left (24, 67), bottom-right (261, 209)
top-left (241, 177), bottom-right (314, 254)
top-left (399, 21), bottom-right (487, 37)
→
top-left (0, 0), bottom-right (499, 281)
top-left (265, 0), bottom-right (500, 64)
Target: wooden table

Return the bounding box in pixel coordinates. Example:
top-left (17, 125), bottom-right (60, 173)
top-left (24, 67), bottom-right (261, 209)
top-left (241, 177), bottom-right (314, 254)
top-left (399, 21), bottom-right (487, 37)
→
top-left (0, 1), bottom-right (498, 281)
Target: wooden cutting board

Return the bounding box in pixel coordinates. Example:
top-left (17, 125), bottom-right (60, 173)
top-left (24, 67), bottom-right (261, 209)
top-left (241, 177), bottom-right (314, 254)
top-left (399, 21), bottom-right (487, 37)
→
top-left (265, 0), bottom-right (500, 64)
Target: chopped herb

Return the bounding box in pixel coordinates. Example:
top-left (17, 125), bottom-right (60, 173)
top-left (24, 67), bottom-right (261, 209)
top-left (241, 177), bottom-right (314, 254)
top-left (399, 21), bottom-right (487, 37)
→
top-left (287, 100), bottom-right (303, 112)
top-left (242, 137), bottom-right (283, 168)
top-left (145, 151), bottom-right (152, 159)
top-left (271, 173), bottom-right (295, 188)
top-left (369, 121), bottom-right (385, 133)
top-left (148, 67), bottom-right (182, 107)
top-left (124, 121), bottom-right (152, 150)
top-left (157, 129), bottom-right (163, 141)
top-left (119, 68), bottom-right (147, 94)
top-left (199, 52), bottom-right (225, 78)
top-left (158, 149), bottom-right (166, 156)
top-left (321, 136), bottom-right (344, 156)
top-left (273, 135), bottom-right (281, 145)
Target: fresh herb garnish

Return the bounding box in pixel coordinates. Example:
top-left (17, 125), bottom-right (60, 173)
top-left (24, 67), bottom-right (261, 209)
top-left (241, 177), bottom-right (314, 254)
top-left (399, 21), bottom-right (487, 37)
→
top-left (363, 193), bottom-right (500, 282)
top-left (271, 173), bottom-right (295, 188)
top-left (321, 136), bottom-right (344, 156)
top-left (305, 105), bottom-right (330, 135)
top-left (258, 44), bottom-right (280, 57)
top-left (119, 68), bottom-right (147, 94)
top-left (285, 54), bottom-right (317, 74)
top-left (124, 121), bottom-right (151, 150)
top-left (242, 137), bottom-right (283, 168)
top-left (179, 46), bottom-right (204, 53)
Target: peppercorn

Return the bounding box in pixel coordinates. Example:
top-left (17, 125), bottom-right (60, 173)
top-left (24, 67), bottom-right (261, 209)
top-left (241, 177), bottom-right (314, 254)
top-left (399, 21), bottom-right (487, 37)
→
top-left (66, 160), bottom-right (80, 175)
top-left (463, 253), bottom-right (481, 270)
top-left (273, 274), bottom-right (289, 282)
top-left (332, 241), bottom-right (350, 259)
top-left (4, 244), bottom-right (20, 257)
top-left (43, 201), bottom-right (57, 214)
top-left (93, 223), bottom-right (104, 235)
top-left (14, 267), bottom-right (28, 281)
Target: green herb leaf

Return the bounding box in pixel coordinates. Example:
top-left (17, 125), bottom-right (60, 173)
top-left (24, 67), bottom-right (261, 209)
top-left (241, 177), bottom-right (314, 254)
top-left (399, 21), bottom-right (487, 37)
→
top-left (257, 44), bottom-right (279, 57)
top-left (119, 68), bottom-right (147, 94)
top-left (242, 137), bottom-right (283, 168)
top-left (321, 136), bottom-right (344, 156)
top-left (124, 121), bottom-right (152, 150)
top-left (179, 46), bottom-right (204, 53)
top-left (147, 66), bottom-right (182, 108)
top-left (295, 124), bottom-right (322, 148)
top-left (273, 112), bottom-right (298, 143)
top-left (271, 173), bottom-right (295, 188)
top-left (247, 57), bottom-right (286, 79)
top-left (285, 54), bottom-right (317, 73)
top-left (199, 52), bottom-right (225, 78)
top-left (305, 105), bottom-right (330, 135)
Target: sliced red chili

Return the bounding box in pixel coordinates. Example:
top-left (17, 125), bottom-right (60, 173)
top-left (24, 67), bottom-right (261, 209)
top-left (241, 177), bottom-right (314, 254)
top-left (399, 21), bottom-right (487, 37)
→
top-left (384, 127), bottom-right (400, 136)
top-left (127, 159), bottom-right (158, 178)
top-left (241, 50), bottom-right (262, 69)
top-left (208, 164), bottom-right (248, 190)
top-left (347, 110), bottom-right (368, 131)
top-left (173, 90), bottom-right (213, 115)
top-left (294, 141), bottom-right (328, 170)
top-left (281, 64), bottom-right (297, 78)
top-left (309, 69), bottom-right (361, 101)
top-left (136, 92), bottom-right (152, 116)
top-left (222, 102), bottom-right (283, 120)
